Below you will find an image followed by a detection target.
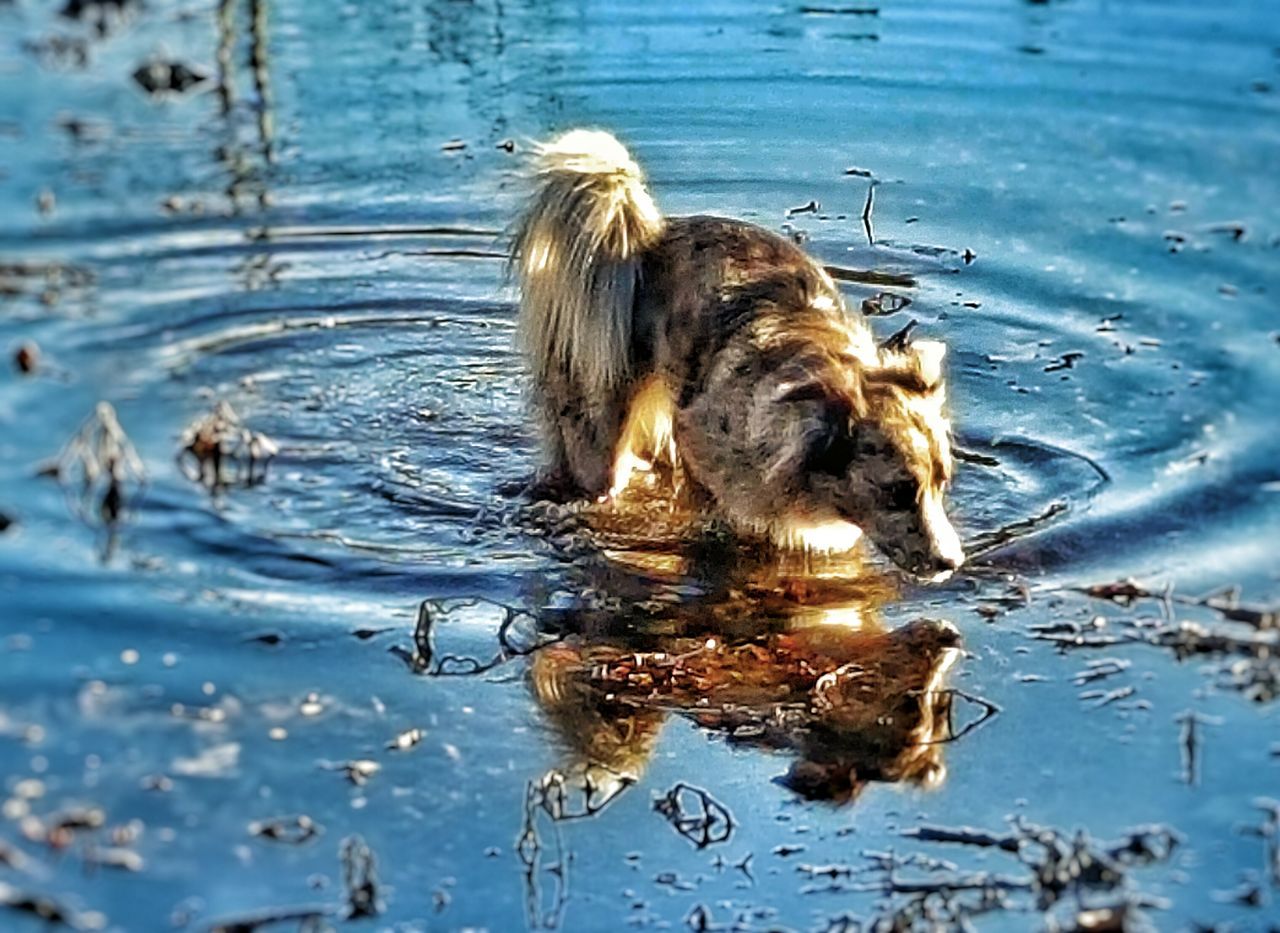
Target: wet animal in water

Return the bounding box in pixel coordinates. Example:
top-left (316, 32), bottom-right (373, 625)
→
top-left (510, 130), bottom-right (963, 578)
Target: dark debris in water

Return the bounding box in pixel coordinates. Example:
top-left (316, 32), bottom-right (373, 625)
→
top-left (1043, 578), bottom-right (1280, 702)
top-left (340, 834), bottom-right (382, 918)
top-left (653, 783), bottom-right (734, 849)
top-left (177, 400), bottom-right (279, 489)
top-left (317, 758), bottom-right (380, 787)
top-left (44, 402), bottom-right (145, 536)
top-left (1238, 799), bottom-right (1280, 887)
top-left (0, 882), bottom-right (105, 932)
top-left (860, 291), bottom-right (912, 317)
top-left (21, 35), bottom-right (90, 69)
top-left (967, 500), bottom-right (1070, 559)
top-left (248, 814), bottom-right (322, 845)
top-left (0, 798), bottom-right (147, 929)
top-left (59, 0), bottom-right (138, 36)
top-left (14, 341), bottom-right (39, 375)
top-left (824, 263), bottom-right (916, 288)
top-left (0, 259), bottom-right (95, 307)
top-left (132, 58), bottom-right (211, 96)
top-left (808, 818), bottom-right (1180, 930)
top-left (205, 907), bottom-right (331, 933)
top-left (799, 5), bottom-right (880, 16)
top-left (1177, 709), bottom-right (1221, 787)
top-left (879, 318), bottom-right (918, 354)
top-left (1044, 351), bottom-right (1085, 373)
top-left (0, 839), bottom-right (31, 873)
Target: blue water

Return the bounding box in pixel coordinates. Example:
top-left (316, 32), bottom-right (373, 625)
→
top-left (1, 0), bottom-right (1278, 930)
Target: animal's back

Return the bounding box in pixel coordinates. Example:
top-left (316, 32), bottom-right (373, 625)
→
top-left (675, 303), bottom-right (870, 548)
top-left (630, 216), bottom-right (878, 550)
top-left (634, 216), bottom-right (848, 403)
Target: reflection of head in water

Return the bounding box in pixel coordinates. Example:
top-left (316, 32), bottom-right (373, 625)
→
top-left (777, 617), bottom-right (961, 802)
top-left (527, 547), bottom-right (966, 811)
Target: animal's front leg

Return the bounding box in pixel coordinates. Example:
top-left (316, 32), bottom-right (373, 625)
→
top-left (558, 397), bottom-right (626, 500)
top-left (534, 360), bottom-right (629, 500)
top-left (498, 395), bottom-right (583, 503)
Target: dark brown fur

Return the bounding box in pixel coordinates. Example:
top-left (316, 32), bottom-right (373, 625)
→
top-left (514, 134), bottom-right (963, 576)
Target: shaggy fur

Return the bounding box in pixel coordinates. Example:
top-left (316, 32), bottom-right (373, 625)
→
top-left (510, 131), bottom-right (665, 493)
top-left (529, 615), bottom-right (962, 804)
top-left (511, 129), bottom-right (964, 577)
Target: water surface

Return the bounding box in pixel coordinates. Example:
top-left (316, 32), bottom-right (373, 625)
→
top-left (1, 1), bottom-right (1278, 930)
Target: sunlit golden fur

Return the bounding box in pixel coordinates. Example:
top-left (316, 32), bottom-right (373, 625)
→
top-left (609, 375), bottom-right (676, 496)
top-left (510, 130), bottom-right (664, 400)
top-left (529, 643), bottom-right (664, 812)
top-left (528, 612), bottom-right (962, 806)
top-left (677, 304), bottom-right (962, 575)
top-left (511, 129), bottom-right (963, 576)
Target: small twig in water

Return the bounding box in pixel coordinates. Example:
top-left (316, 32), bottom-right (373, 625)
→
top-left (967, 501), bottom-right (1069, 560)
top-left (879, 318), bottom-right (918, 354)
top-left (1176, 710), bottom-right (1218, 786)
top-left (340, 835), bottom-right (381, 919)
top-left (653, 783), bottom-right (734, 849)
top-left (1078, 685), bottom-right (1136, 709)
top-left (1071, 658), bottom-right (1131, 686)
top-left (902, 825), bottom-right (1022, 854)
top-left (861, 181), bottom-right (876, 245)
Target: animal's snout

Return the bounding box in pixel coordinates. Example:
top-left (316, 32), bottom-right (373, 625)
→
top-left (920, 547), bottom-right (964, 583)
top-left (919, 492), bottom-right (965, 580)
top-left (930, 548), bottom-right (964, 573)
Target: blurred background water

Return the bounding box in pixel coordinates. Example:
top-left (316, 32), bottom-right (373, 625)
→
top-left (1, 0), bottom-right (1278, 930)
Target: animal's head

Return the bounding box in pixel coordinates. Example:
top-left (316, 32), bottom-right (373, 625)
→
top-left (774, 328), bottom-right (964, 580)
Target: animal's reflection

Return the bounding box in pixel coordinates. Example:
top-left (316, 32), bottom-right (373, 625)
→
top-left (532, 614), bottom-right (962, 810)
top-left (409, 528), bottom-right (989, 930)
top-left (520, 540), bottom-right (971, 811)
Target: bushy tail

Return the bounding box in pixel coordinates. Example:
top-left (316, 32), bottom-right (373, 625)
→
top-left (511, 129), bottom-right (664, 398)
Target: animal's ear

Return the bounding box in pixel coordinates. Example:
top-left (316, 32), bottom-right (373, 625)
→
top-left (911, 340), bottom-right (946, 389)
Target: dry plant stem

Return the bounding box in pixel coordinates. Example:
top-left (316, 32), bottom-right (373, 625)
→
top-left (823, 264), bottom-right (916, 288)
top-left (903, 825), bottom-right (1023, 853)
top-left (52, 402), bottom-right (145, 526)
top-left (966, 501), bottom-right (1069, 559)
top-left (340, 834), bottom-right (380, 919)
top-left (861, 181), bottom-right (876, 245)
top-left (178, 400), bottom-right (278, 488)
top-left (653, 783), bottom-right (734, 849)
top-left (518, 780), bottom-right (570, 931)
top-left (205, 905), bottom-right (332, 933)
top-left (1076, 577), bottom-right (1278, 631)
